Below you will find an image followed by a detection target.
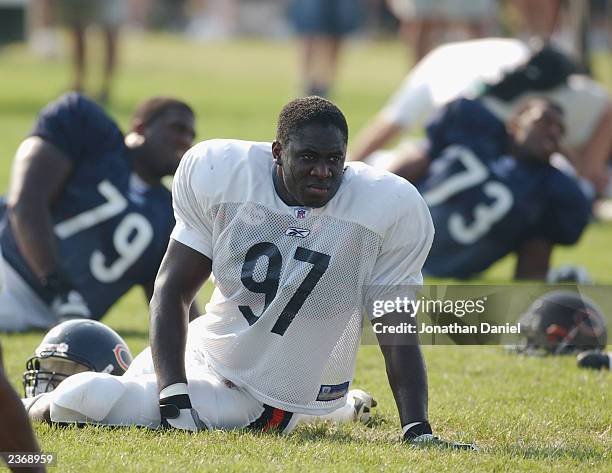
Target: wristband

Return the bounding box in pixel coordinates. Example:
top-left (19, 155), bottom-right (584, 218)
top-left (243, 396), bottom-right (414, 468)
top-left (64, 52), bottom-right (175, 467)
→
top-left (402, 421), bottom-right (433, 439)
top-left (159, 383), bottom-right (191, 420)
top-left (40, 269), bottom-right (74, 295)
top-left (159, 382), bottom-right (189, 399)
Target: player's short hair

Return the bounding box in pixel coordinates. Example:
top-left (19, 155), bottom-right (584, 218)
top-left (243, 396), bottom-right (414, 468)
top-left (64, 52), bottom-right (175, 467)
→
top-left (276, 96), bottom-right (348, 145)
top-left (131, 97), bottom-right (194, 130)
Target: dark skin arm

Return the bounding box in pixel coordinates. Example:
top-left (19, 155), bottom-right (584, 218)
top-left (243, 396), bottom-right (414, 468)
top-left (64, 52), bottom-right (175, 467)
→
top-left (385, 146), bottom-right (431, 183)
top-left (0, 346), bottom-right (46, 473)
top-left (150, 240), bottom-right (212, 392)
top-left (375, 312), bottom-right (428, 426)
top-left (6, 137), bottom-right (73, 280)
top-left (348, 117), bottom-right (404, 162)
top-left (143, 280), bottom-right (201, 322)
top-left (514, 238), bottom-right (552, 280)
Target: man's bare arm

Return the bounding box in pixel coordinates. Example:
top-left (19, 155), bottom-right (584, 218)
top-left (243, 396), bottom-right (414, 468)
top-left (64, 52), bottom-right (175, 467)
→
top-left (143, 280), bottom-right (201, 322)
top-left (375, 312), bottom-right (428, 426)
top-left (0, 346), bottom-right (46, 473)
top-left (150, 240), bottom-right (212, 392)
top-left (6, 137), bottom-right (72, 280)
top-left (348, 116), bottom-right (403, 162)
top-left (374, 312), bottom-right (479, 449)
top-left (515, 238), bottom-right (552, 280)
top-left (385, 146), bottom-right (432, 183)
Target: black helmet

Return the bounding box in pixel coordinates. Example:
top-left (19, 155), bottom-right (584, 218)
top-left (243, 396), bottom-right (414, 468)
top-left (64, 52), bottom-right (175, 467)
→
top-left (23, 319), bottom-right (133, 398)
top-left (482, 43), bottom-right (579, 102)
top-left (518, 291), bottom-right (607, 355)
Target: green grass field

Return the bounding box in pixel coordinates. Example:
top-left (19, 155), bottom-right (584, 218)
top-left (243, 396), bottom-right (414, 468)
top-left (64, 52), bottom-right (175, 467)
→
top-left (0, 34), bottom-right (611, 472)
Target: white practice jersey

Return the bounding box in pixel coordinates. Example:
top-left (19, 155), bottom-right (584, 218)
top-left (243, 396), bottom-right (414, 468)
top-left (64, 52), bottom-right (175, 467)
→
top-left (382, 39), bottom-right (528, 129)
top-left (382, 38), bottom-right (609, 148)
top-left (171, 139), bottom-right (434, 415)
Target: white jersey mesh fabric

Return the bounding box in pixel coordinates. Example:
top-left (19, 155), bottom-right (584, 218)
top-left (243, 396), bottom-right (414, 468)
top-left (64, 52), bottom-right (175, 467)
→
top-left (200, 201), bottom-right (380, 414)
top-left (171, 139), bottom-right (434, 415)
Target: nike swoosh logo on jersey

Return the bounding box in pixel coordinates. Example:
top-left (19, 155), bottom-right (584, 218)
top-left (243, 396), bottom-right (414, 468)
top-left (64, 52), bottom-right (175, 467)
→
top-left (285, 227), bottom-right (310, 238)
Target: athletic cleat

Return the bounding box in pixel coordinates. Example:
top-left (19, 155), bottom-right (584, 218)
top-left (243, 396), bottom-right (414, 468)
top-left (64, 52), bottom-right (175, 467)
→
top-left (348, 389), bottom-right (377, 424)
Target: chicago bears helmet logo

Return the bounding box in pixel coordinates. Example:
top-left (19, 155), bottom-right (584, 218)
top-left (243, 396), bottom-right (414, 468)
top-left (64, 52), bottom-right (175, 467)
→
top-left (113, 344), bottom-right (131, 371)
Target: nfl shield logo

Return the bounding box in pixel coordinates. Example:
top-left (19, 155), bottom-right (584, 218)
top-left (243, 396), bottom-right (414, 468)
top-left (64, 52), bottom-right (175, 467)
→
top-left (294, 208), bottom-right (308, 219)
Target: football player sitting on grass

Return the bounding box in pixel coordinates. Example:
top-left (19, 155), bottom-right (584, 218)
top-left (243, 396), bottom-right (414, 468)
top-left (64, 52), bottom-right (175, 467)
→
top-left (26, 96), bottom-right (477, 450)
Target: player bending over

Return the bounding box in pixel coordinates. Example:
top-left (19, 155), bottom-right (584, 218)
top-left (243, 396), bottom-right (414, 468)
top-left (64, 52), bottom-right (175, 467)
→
top-left (350, 39), bottom-right (612, 194)
top-left (0, 93), bottom-right (198, 331)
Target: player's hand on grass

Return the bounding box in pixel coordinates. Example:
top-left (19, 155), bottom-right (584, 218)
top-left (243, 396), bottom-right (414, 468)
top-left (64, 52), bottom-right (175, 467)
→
top-left (546, 265), bottom-right (592, 284)
top-left (51, 290), bottom-right (92, 321)
top-left (408, 434), bottom-right (480, 451)
top-left (402, 422), bottom-right (479, 451)
top-left (43, 270), bottom-right (92, 320)
top-left (159, 383), bottom-right (210, 432)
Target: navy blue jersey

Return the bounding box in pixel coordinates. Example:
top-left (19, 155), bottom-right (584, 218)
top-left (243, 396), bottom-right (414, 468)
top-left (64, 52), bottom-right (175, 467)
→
top-left (0, 93), bottom-right (174, 318)
top-left (416, 98), bottom-right (591, 278)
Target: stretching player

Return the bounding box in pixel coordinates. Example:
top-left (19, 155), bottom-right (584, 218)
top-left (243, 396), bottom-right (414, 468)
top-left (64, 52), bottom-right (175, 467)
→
top-left (350, 38), bottom-right (612, 194)
top-left (412, 97), bottom-right (591, 279)
top-left (0, 93), bottom-right (198, 331)
top-left (28, 96), bottom-right (476, 449)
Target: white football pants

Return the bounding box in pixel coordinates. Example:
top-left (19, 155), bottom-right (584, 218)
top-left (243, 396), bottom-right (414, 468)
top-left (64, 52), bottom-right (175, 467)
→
top-left (0, 248), bottom-right (57, 332)
top-left (48, 346), bottom-right (357, 433)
